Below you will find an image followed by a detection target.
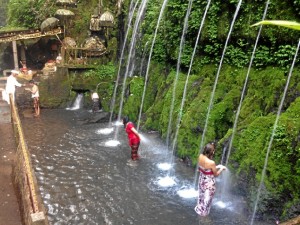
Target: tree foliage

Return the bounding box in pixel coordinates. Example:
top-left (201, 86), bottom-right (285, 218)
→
top-left (7, 0), bottom-right (56, 28)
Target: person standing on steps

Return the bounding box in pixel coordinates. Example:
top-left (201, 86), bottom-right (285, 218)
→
top-left (123, 116), bottom-right (141, 161)
top-left (5, 70), bottom-right (25, 104)
top-left (194, 142), bottom-right (226, 217)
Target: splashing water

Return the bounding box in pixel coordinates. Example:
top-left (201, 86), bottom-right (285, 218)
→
top-left (212, 196), bottom-right (235, 212)
top-left (113, 121), bottom-right (123, 127)
top-left (105, 140), bottom-right (120, 147)
top-left (96, 128), bottom-right (114, 135)
top-left (213, 200), bottom-right (234, 211)
top-left (157, 176), bottom-right (176, 187)
top-left (177, 187), bottom-right (197, 199)
top-left (139, 134), bottom-right (149, 144)
top-left (157, 163), bottom-right (172, 171)
top-left (219, 168), bottom-right (232, 200)
top-left (215, 200), bottom-right (226, 208)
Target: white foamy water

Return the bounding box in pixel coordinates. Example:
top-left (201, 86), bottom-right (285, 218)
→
top-left (157, 176), bottom-right (176, 187)
top-left (96, 128), bottom-right (114, 135)
top-left (177, 188), bottom-right (198, 198)
top-left (157, 163), bottom-right (172, 171)
top-left (214, 200), bottom-right (234, 211)
top-left (105, 140), bottom-right (120, 147)
top-left (113, 121), bottom-right (123, 126)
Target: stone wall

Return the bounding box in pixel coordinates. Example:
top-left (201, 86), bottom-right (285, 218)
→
top-left (15, 66), bottom-right (71, 109)
top-left (11, 97), bottom-right (49, 225)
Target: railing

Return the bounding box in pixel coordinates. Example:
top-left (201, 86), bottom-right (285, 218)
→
top-left (60, 47), bottom-right (107, 67)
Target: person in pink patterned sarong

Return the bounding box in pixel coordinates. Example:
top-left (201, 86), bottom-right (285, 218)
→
top-left (195, 142), bottom-right (226, 217)
top-left (123, 116), bottom-right (141, 161)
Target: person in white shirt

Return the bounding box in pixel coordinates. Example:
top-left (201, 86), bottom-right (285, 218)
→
top-left (56, 53), bottom-right (62, 64)
top-left (5, 70), bottom-right (24, 104)
top-left (91, 90), bottom-right (101, 112)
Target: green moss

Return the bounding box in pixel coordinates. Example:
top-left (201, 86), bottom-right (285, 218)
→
top-left (122, 76), bottom-right (144, 121)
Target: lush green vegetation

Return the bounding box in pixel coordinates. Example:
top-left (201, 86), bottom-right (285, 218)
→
top-left (141, 0), bottom-right (300, 71)
top-left (0, 0), bottom-right (9, 27)
top-left (5, 0), bottom-right (300, 221)
top-left (5, 0), bottom-right (119, 43)
top-left (138, 63), bottom-right (300, 219)
top-left (125, 0), bottom-right (300, 219)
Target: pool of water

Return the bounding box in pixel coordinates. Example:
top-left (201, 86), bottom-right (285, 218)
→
top-left (21, 109), bottom-right (273, 225)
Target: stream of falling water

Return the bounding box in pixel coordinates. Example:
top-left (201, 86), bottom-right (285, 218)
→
top-left (219, 0), bottom-right (271, 205)
top-left (250, 38), bottom-right (300, 225)
top-left (137, 0), bottom-right (169, 131)
top-left (224, 0), bottom-right (271, 168)
top-left (166, 0), bottom-right (194, 148)
top-left (113, 0), bottom-right (149, 141)
top-left (109, 0), bottom-right (139, 125)
top-left (193, 0), bottom-right (243, 187)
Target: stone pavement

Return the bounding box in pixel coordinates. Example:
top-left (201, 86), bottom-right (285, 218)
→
top-left (0, 78), bottom-right (23, 225)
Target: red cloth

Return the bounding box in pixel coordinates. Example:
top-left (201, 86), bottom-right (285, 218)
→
top-left (125, 122), bottom-right (140, 146)
top-left (20, 65), bottom-right (27, 72)
top-left (198, 167), bottom-right (214, 175)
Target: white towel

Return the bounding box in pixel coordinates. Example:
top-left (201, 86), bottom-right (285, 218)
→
top-left (2, 90), bottom-right (9, 104)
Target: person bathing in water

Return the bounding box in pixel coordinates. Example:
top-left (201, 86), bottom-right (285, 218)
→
top-left (195, 142), bottom-right (226, 217)
top-left (123, 116), bottom-right (141, 161)
top-left (27, 79), bottom-right (40, 117)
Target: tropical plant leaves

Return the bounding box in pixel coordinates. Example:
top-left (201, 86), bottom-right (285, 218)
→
top-left (252, 20), bottom-right (300, 31)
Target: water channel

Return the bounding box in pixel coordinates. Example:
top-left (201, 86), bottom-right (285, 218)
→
top-left (21, 109), bottom-right (273, 225)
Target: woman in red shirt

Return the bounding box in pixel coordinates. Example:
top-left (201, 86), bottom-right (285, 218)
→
top-left (123, 116), bottom-right (141, 160)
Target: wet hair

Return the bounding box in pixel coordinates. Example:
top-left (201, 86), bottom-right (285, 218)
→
top-left (122, 116), bottom-right (129, 128)
top-left (202, 142), bottom-right (215, 159)
top-left (29, 79), bottom-right (35, 84)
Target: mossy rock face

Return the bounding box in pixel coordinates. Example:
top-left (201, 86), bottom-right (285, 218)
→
top-left (122, 76), bottom-right (144, 121)
top-left (136, 63), bottom-right (300, 218)
top-left (39, 67), bottom-right (71, 108)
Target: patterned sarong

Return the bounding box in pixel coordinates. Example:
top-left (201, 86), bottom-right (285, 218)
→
top-left (194, 166), bottom-right (216, 216)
